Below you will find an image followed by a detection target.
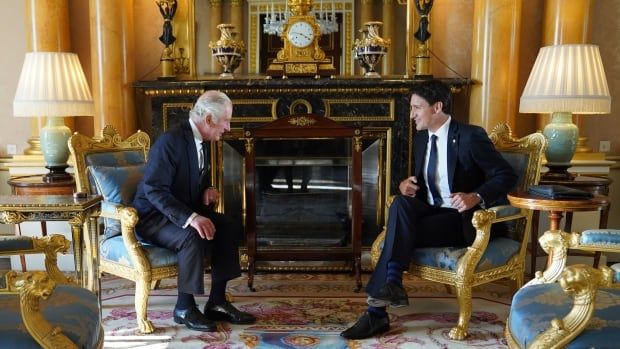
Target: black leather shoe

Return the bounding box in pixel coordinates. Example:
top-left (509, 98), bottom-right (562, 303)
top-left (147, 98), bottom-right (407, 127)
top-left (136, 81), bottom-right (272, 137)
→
top-left (173, 306), bottom-right (216, 332)
top-left (340, 311), bottom-right (390, 340)
top-left (204, 301), bottom-right (257, 324)
top-left (374, 282), bottom-right (409, 307)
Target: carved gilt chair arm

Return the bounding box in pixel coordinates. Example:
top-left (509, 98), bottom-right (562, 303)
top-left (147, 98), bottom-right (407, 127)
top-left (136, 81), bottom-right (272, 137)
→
top-left (529, 264), bottom-right (614, 348)
top-left (0, 235), bottom-right (73, 284)
top-left (6, 271), bottom-right (79, 349)
top-left (528, 230), bottom-right (620, 287)
top-left (456, 209), bottom-right (496, 275)
top-left (116, 206), bottom-right (152, 273)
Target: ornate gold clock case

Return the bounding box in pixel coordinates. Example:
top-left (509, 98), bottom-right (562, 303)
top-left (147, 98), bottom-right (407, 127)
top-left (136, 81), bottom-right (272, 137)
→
top-left (266, 0), bottom-right (336, 78)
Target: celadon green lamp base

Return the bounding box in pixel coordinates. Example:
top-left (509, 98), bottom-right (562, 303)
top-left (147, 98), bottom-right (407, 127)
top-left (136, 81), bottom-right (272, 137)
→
top-left (40, 117), bottom-right (72, 183)
top-left (542, 112), bottom-right (578, 180)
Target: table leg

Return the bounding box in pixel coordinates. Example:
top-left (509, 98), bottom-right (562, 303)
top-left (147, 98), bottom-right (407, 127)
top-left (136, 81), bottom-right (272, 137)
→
top-left (593, 203), bottom-right (611, 268)
top-left (530, 210), bottom-right (540, 277)
top-left (548, 211), bottom-right (564, 231)
top-left (68, 216), bottom-right (84, 288)
top-left (564, 212), bottom-right (573, 232)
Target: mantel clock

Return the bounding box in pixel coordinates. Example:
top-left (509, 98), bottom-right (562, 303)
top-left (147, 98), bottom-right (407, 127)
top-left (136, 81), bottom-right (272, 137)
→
top-left (266, 0), bottom-right (337, 78)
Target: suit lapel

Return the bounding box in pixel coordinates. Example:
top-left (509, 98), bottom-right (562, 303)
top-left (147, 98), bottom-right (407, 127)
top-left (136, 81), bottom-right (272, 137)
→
top-left (447, 120), bottom-right (459, 188)
top-left (414, 131), bottom-right (429, 178)
top-left (181, 121), bottom-right (200, 193)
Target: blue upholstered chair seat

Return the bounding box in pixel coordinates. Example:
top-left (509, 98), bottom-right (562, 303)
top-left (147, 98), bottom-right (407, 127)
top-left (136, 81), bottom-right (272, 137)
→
top-left (101, 236), bottom-right (177, 268)
top-left (411, 237), bottom-right (521, 272)
top-left (580, 229), bottom-right (620, 246)
top-left (0, 285), bottom-right (101, 348)
top-left (509, 283), bottom-right (620, 349)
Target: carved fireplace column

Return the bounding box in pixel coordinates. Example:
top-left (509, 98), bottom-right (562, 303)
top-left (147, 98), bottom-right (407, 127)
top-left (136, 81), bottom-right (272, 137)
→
top-left (209, 0), bottom-right (223, 73)
top-left (537, 0), bottom-right (592, 148)
top-left (23, 0), bottom-right (72, 155)
top-left (469, 0), bottom-right (522, 130)
top-left (88, 0), bottom-right (137, 136)
top-left (230, 0), bottom-right (244, 74)
top-left (381, 0), bottom-right (395, 75)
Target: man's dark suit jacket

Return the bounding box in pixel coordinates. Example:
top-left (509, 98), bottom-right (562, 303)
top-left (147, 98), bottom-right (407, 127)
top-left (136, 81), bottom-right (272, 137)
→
top-left (413, 120), bottom-right (517, 244)
top-left (133, 120), bottom-right (205, 232)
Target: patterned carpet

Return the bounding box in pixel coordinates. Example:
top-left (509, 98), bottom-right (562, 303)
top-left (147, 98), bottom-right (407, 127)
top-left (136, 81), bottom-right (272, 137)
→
top-left (101, 273), bottom-right (513, 348)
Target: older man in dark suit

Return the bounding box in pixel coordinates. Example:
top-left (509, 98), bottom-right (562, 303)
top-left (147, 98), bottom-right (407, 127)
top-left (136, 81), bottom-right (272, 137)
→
top-left (133, 90), bottom-right (255, 332)
top-left (341, 79), bottom-right (517, 339)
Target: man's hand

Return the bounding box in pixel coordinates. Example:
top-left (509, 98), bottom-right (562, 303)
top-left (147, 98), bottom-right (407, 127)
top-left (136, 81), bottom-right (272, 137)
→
top-left (190, 215), bottom-right (216, 240)
top-left (399, 176), bottom-right (420, 197)
top-left (450, 192), bottom-right (481, 213)
top-left (203, 187), bottom-right (220, 206)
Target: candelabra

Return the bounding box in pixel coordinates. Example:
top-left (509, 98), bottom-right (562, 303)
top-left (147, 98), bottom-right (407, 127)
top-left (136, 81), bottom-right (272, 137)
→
top-left (263, 0), bottom-right (338, 36)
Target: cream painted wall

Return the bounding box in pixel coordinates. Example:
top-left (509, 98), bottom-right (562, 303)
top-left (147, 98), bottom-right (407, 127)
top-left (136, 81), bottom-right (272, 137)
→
top-left (0, 1), bottom-right (30, 157)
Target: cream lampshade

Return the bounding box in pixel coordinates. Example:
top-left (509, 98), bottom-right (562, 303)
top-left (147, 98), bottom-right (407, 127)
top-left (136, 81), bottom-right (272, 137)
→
top-left (520, 44), bottom-right (611, 180)
top-left (13, 52), bottom-right (94, 182)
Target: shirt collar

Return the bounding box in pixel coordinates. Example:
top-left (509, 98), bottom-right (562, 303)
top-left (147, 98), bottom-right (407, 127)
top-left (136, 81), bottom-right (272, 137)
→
top-left (429, 116), bottom-right (451, 140)
top-left (188, 118), bottom-right (203, 144)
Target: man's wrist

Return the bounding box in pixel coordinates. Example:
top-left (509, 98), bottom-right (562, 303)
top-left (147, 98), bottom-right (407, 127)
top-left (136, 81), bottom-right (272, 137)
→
top-left (474, 192), bottom-right (485, 208)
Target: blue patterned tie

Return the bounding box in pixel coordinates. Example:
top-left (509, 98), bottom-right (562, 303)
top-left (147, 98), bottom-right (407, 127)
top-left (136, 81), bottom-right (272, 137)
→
top-left (427, 135), bottom-right (443, 207)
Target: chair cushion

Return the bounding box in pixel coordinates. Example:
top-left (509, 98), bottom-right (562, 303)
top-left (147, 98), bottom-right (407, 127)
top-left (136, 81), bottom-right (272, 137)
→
top-left (0, 284), bottom-right (101, 348)
top-left (0, 236), bottom-right (34, 252)
top-left (580, 229), bottom-right (620, 247)
top-left (509, 283), bottom-right (620, 348)
top-left (411, 237), bottom-right (520, 272)
top-left (89, 164), bottom-right (145, 239)
top-left (100, 235), bottom-right (178, 268)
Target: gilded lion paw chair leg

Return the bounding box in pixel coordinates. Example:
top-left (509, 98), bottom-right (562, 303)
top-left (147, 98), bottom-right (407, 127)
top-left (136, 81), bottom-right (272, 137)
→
top-left (371, 124), bottom-right (547, 340)
top-left (506, 229), bottom-right (620, 348)
top-left (0, 235), bottom-right (103, 349)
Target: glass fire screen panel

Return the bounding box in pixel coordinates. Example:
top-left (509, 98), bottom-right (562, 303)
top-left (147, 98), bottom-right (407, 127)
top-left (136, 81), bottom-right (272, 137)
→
top-left (255, 138), bottom-right (353, 248)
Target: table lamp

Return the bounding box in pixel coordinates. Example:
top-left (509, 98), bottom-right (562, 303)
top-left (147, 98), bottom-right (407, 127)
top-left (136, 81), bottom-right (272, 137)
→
top-left (520, 44), bottom-right (611, 180)
top-left (13, 52), bottom-right (94, 183)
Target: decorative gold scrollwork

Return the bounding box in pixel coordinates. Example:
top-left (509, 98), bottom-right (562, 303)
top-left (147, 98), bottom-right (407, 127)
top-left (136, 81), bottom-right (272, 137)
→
top-left (0, 211), bottom-right (26, 224)
top-left (288, 116), bottom-right (317, 127)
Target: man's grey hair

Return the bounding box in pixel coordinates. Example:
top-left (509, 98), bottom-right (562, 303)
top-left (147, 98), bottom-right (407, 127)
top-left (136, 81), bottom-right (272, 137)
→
top-left (188, 90), bottom-right (231, 123)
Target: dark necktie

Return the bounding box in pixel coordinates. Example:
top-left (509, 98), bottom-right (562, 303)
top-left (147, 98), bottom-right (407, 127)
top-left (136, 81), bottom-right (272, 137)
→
top-left (199, 141), bottom-right (210, 188)
top-left (427, 134), bottom-right (443, 207)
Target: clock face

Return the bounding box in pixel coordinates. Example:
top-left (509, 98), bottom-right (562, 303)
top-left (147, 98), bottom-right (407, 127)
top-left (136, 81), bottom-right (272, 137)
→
top-left (287, 21), bottom-right (315, 48)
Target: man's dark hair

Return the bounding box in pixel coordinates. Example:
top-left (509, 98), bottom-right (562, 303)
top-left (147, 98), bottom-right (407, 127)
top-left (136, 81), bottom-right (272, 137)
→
top-left (411, 79), bottom-right (452, 114)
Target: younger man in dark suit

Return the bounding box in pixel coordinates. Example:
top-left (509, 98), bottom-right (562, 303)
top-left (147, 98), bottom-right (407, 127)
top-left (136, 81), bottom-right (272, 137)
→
top-left (133, 90), bottom-right (255, 332)
top-left (341, 79), bottom-right (517, 339)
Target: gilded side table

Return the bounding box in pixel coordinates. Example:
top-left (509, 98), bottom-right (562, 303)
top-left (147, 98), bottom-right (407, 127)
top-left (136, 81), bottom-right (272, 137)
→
top-left (507, 190), bottom-right (610, 277)
top-left (8, 175), bottom-right (76, 270)
top-left (0, 195), bottom-right (102, 294)
top-left (528, 176), bottom-right (611, 277)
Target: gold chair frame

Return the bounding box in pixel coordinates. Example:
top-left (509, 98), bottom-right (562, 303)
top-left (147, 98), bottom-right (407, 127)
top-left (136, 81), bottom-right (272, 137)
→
top-left (371, 124), bottom-right (547, 340)
top-left (69, 125), bottom-right (175, 334)
top-left (506, 229), bottom-right (619, 348)
top-left (0, 234), bottom-right (103, 349)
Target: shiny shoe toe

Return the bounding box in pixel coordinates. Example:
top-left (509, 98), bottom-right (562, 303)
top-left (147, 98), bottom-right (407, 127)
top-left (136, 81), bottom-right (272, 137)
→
top-left (204, 301), bottom-right (256, 324)
top-left (173, 306), bottom-right (216, 332)
top-left (340, 311), bottom-right (390, 340)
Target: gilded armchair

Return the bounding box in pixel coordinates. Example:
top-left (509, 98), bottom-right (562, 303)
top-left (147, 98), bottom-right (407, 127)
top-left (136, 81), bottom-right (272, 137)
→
top-left (506, 229), bottom-right (620, 348)
top-left (69, 125), bottom-right (178, 334)
top-left (371, 123), bottom-right (547, 340)
top-left (0, 234), bottom-right (102, 348)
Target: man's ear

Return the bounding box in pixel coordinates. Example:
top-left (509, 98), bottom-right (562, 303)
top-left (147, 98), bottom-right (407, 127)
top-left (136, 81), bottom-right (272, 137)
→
top-left (433, 101), bottom-right (443, 114)
top-left (204, 114), bottom-right (213, 125)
